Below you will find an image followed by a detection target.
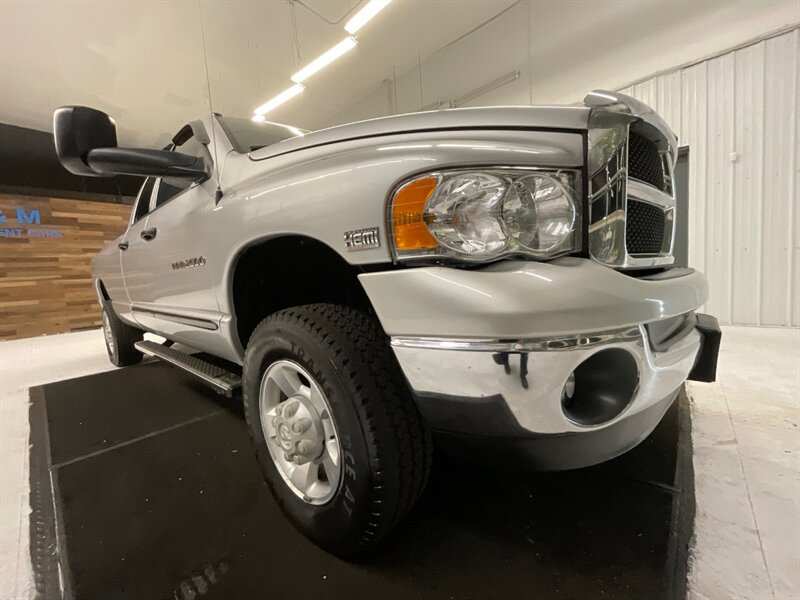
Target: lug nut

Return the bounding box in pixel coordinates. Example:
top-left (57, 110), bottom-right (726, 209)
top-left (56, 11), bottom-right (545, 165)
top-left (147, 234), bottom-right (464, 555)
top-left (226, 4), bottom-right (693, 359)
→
top-left (292, 417), bottom-right (312, 434)
top-left (274, 405), bottom-right (283, 416)
top-left (283, 401), bottom-right (299, 418)
top-left (297, 440), bottom-right (314, 455)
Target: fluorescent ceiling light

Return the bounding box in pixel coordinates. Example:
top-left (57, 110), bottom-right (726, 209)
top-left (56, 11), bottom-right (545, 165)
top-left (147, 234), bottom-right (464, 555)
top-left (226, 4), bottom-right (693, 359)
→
top-left (345, 0), bottom-right (392, 34)
top-left (284, 125), bottom-right (306, 137)
top-left (291, 37), bottom-right (357, 84)
top-left (250, 116), bottom-right (305, 137)
top-left (254, 84), bottom-right (305, 116)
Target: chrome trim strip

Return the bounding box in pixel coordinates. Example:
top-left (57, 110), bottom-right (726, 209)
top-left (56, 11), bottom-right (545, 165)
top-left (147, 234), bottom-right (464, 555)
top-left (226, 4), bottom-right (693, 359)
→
top-left (390, 327), bottom-right (642, 353)
top-left (131, 306), bottom-right (219, 331)
top-left (626, 178), bottom-right (674, 208)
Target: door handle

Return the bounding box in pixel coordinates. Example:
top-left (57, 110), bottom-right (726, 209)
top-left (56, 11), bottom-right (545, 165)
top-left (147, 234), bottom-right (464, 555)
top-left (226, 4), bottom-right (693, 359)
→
top-left (118, 241), bottom-right (129, 250)
top-left (141, 227), bottom-right (157, 241)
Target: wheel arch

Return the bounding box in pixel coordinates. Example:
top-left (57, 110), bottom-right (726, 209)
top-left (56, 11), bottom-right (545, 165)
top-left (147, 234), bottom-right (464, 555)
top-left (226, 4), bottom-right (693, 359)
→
top-left (95, 278), bottom-right (110, 304)
top-left (229, 234), bottom-right (377, 351)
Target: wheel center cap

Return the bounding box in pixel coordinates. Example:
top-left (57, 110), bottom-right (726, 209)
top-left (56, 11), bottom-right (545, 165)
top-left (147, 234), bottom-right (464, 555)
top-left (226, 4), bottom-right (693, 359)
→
top-left (277, 423), bottom-right (293, 449)
top-left (270, 394), bottom-right (325, 465)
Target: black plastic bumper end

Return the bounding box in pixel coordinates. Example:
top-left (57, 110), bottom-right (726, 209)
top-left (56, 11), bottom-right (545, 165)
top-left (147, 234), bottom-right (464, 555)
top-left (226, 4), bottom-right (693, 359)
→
top-left (688, 313), bottom-right (721, 383)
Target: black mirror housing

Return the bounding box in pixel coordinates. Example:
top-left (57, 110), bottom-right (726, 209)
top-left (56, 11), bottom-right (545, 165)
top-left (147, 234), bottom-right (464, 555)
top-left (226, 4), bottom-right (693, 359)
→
top-left (53, 106), bottom-right (118, 177)
top-left (53, 105), bottom-right (211, 183)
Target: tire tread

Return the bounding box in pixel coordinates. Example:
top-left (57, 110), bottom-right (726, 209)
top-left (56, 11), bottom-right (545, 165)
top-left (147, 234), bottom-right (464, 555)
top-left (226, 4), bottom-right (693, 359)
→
top-left (245, 304), bottom-right (432, 551)
top-left (102, 302), bottom-right (143, 367)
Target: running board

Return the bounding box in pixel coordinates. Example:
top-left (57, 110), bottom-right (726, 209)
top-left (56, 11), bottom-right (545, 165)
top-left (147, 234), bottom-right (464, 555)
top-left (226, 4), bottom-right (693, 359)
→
top-left (135, 341), bottom-right (241, 397)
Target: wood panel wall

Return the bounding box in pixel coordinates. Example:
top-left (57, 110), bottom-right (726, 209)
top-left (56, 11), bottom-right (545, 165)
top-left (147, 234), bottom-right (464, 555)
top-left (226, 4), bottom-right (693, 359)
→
top-left (0, 194), bottom-right (131, 340)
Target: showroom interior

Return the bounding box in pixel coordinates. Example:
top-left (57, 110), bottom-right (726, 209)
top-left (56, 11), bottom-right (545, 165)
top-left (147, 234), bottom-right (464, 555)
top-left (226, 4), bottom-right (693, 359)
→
top-left (0, 0), bottom-right (798, 599)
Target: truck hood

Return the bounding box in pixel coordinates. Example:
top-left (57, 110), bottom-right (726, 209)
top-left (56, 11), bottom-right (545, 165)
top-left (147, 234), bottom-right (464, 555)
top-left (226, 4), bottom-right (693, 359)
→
top-left (248, 105), bottom-right (591, 162)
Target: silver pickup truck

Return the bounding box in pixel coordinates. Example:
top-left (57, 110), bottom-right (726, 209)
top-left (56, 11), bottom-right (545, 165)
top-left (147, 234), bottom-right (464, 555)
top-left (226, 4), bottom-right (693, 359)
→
top-left (54, 90), bottom-right (720, 557)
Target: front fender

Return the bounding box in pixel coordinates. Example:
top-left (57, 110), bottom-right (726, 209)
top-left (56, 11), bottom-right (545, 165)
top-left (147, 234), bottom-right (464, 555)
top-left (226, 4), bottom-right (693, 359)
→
top-left (212, 127), bottom-right (585, 318)
top-left (91, 237), bottom-right (126, 304)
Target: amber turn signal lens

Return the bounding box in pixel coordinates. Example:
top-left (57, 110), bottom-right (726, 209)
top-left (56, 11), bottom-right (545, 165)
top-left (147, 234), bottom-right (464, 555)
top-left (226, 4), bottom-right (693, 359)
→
top-left (392, 176), bottom-right (439, 250)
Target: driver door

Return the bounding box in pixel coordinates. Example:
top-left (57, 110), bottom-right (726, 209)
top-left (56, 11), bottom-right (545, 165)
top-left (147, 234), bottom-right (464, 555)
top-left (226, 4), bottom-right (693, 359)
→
top-left (122, 126), bottom-right (221, 352)
top-left (118, 177), bottom-right (157, 320)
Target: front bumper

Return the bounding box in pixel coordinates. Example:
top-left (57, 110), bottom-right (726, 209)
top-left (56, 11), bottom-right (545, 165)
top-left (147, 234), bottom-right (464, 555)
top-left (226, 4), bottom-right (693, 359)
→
top-left (358, 257), bottom-right (708, 339)
top-left (390, 323), bottom-right (700, 435)
top-left (359, 259), bottom-right (719, 470)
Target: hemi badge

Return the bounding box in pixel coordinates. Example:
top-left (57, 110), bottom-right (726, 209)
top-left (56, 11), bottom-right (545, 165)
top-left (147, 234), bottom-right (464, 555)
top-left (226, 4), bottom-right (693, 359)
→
top-left (344, 227), bottom-right (380, 251)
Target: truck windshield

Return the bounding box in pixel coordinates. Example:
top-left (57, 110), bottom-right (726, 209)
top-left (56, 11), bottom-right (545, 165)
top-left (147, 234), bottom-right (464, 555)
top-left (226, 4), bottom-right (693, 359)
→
top-left (217, 116), bottom-right (307, 154)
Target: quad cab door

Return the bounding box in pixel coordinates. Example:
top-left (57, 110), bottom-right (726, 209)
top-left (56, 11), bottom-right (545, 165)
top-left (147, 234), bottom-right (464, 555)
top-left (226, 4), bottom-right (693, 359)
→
top-left (119, 124), bottom-right (223, 353)
top-left (112, 177), bottom-right (156, 323)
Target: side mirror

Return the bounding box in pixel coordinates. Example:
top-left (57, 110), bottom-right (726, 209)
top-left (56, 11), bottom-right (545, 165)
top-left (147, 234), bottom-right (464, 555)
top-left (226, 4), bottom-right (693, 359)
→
top-left (53, 106), bottom-right (211, 182)
top-left (53, 106), bottom-right (117, 177)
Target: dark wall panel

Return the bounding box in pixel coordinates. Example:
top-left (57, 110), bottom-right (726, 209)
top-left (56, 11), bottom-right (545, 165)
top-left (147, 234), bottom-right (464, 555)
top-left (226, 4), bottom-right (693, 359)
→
top-left (0, 122), bottom-right (141, 201)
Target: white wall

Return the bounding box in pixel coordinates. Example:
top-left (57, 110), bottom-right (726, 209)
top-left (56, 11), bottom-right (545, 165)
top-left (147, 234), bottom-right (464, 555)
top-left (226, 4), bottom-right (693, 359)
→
top-left (526, 0), bottom-right (799, 104)
top-left (321, 1), bottom-right (800, 327)
top-left (618, 29), bottom-right (799, 327)
top-left (319, 0), bottom-right (799, 124)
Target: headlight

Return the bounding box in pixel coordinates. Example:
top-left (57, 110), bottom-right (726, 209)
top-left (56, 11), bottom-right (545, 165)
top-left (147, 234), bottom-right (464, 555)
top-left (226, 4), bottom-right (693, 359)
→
top-left (390, 168), bottom-right (580, 262)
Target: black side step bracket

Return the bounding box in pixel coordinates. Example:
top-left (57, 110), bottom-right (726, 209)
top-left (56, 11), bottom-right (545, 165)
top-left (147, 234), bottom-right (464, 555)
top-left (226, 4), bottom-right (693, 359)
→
top-left (134, 340), bottom-right (241, 397)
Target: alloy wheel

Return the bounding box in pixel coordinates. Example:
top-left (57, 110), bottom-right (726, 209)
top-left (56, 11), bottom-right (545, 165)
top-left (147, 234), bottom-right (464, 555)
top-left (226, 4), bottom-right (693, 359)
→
top-left (259, 360), bottom-right (342, 505)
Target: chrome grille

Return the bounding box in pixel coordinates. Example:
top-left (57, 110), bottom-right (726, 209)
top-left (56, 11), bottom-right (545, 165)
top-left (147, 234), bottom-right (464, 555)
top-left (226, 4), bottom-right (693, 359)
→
top-left (585, 90), bottom-right (677, 268)
top-left (628, 131), bottom-right (666, 191)
top-left (626, 199), bottom-right (666, 254)
top-left (587, 121), bottom-right (676, 266)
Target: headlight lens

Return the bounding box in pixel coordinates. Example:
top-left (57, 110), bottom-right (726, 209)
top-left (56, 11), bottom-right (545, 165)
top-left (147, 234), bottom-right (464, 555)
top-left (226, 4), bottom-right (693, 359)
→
top-left (391, 168), bottom-right (580, 262)
top-left (503, 175), bottom-right (577, 253)
top-left (425, 173), bottom-right (508, 258)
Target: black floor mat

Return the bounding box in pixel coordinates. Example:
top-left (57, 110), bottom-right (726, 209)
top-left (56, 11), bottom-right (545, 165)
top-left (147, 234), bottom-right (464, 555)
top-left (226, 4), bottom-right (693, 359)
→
top-left (29, 360), bottom-right (694, 600)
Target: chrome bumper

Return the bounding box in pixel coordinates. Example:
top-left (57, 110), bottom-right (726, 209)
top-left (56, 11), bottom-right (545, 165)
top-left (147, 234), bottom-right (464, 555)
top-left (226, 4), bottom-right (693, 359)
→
top-left (359, 259), bottom-right (709, 469)
top-left (390, 324), bottom-right (700, 437)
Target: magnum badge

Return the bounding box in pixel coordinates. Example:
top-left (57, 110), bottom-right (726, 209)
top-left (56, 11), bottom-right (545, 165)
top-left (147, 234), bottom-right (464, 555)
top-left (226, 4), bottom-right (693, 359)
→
top-left (172, 256), bottom-right (207, 270)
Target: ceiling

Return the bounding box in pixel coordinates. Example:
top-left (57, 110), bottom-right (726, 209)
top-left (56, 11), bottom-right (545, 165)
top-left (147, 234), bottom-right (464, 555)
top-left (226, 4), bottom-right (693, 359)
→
top-left (0, 0), bottom-right (514, 147)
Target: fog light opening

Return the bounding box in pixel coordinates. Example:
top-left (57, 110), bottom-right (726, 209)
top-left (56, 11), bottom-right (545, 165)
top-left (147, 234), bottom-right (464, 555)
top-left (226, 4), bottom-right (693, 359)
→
top-left (561, 348), bottom-right (639, 426)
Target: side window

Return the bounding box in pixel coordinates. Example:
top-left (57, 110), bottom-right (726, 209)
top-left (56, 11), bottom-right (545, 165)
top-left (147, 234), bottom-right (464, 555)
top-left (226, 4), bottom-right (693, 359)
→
top-left (152, 133), bottom-right (208, 210)
top-left (132, 177), bottom-right (156, 223)
top-left (153, 180), bottom-right (187, 209)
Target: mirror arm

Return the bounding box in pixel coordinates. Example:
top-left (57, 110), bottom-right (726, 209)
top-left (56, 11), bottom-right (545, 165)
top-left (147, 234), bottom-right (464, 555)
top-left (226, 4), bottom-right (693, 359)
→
top-left (162, 155), bottom-right (211, 182)
top-left (86, 147), bottom-right (208, 182)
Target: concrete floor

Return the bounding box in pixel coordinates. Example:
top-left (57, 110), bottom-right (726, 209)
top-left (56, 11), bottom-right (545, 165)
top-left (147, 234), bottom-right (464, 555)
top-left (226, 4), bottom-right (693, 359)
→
top-left (0, 330), bottom-right (116, 599)
top-left (687, 326), bottom-right (799, 600)
top-left (0, 325), bottom-right (798, 599)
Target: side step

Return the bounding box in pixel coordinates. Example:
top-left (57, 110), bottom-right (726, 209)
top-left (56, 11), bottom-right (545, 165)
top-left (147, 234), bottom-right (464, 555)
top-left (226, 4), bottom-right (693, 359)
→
top-left (135, 340), bottom-right (241, 397)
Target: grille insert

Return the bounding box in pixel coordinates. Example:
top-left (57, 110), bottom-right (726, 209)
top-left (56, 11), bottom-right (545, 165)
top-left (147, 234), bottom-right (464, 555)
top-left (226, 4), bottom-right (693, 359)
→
top-left (626, 199), bottom-right (665, 255)
top-left (628, 132), bottom-right (665, 190)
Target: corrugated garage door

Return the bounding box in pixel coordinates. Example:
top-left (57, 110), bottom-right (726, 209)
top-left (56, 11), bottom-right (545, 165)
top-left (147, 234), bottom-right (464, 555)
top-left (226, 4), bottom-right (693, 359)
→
top-left (618, 27), bottom-right (799, 327)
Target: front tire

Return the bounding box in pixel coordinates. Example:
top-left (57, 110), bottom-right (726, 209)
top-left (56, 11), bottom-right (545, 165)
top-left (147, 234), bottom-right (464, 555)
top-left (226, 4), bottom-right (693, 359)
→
top-left (101, 301), bottom-right (143, 367)
top-left (242, 304), bottom-right (432, 557)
